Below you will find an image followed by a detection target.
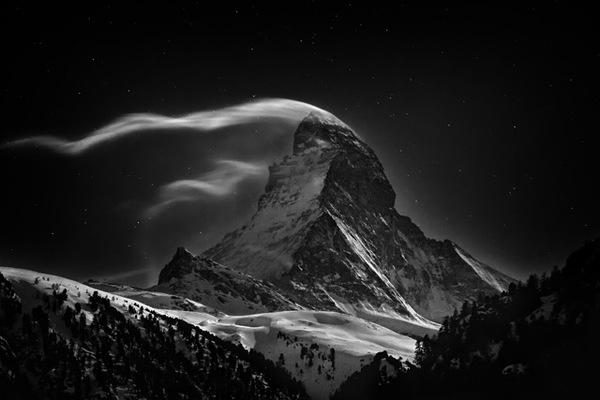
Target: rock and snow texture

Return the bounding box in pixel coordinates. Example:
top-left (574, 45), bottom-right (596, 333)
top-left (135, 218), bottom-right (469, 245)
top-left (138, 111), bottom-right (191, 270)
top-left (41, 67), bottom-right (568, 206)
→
top-left (204, 117), bottom-right (340, 281)
top-left (195, 111), bottom-right (516, 326)
top-left (154, 247), bottom-right (300, 315)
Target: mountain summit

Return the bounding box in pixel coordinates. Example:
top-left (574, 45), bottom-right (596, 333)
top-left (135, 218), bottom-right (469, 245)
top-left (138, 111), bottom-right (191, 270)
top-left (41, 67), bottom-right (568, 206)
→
top-left (162, 112), bottom-right (515, 333)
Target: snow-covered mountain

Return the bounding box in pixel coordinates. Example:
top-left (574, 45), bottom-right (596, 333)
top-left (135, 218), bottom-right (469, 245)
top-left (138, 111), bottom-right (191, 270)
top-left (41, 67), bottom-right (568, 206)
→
top-left (175, 112), bottom-right (515, 326)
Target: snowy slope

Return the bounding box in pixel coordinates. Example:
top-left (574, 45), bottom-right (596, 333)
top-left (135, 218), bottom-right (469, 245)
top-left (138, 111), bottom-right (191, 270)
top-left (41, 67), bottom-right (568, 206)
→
top-left (1, 266), bottom-right (419, 400)
top-left (167, 310), bottom-right (417, 400)
top-left (232, 311), bottom-right (413, 400)
top-left (0, 267), bottom-right (308, 400)
top-left (1, 266), bottom-right (222, 328)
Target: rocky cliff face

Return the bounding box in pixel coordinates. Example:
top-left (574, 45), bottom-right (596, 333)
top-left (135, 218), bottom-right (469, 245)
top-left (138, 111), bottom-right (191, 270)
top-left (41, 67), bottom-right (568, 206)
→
top-left (155, 247), bottom-right (299, 315)
top-left (163, 112), bottom-right (515, 331)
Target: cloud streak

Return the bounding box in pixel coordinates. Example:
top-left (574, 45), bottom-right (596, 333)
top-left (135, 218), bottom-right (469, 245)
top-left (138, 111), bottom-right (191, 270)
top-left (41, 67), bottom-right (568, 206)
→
top-left (5, 98), bottom-right (333, 155)
top-left (146, 159), bottom-right (267, 216)
top-left (4, 97), bottom-right (340, 217)
top-left (91, 267), bottom-right (153, 284)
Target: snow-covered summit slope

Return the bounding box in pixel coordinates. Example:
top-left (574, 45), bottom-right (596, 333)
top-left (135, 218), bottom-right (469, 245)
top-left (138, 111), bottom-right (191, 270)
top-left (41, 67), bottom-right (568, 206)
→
top-left (196, 112), bottom-right (516, 325)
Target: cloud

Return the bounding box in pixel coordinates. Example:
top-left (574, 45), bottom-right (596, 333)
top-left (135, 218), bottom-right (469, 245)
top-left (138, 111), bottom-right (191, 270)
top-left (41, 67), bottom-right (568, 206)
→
top-left (4, 98), bottom-right (333, 155)
top-left (146, 159), bottom-right (267, 216)
top-left (4, 97), bottom-right (341, 221)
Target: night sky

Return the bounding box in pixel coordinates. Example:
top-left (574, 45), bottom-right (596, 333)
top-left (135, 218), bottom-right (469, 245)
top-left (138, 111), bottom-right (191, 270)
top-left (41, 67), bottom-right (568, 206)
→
top-left (1, 2), bottom-right (598, 287)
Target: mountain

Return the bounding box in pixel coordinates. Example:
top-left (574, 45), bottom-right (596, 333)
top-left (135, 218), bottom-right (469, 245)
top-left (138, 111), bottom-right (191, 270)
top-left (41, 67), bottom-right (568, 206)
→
top-left (162, 112), bottom-right (514, 330)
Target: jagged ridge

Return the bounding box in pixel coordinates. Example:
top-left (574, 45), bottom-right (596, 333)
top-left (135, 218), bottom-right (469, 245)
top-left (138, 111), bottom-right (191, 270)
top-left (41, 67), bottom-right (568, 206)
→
top-left (154, 247), bottom-right (299, 315)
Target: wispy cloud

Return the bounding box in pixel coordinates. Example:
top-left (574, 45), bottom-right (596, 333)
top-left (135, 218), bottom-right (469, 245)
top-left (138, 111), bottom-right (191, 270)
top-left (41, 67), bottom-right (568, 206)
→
top-left (4, 98), bottom-right (332, 155)
top-left (4, 97), bottom-right (335, 218)
top-left (91, 267), bottom-right (153, 284)
top-left (145, 159), bottom-right (267, 216)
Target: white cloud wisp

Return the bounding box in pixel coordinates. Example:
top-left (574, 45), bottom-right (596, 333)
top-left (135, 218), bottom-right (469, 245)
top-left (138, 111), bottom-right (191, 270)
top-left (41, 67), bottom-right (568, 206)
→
top-left (146, 159), bottom-right (267, 216)
top-left (5, 98), bottom-right (332, 155)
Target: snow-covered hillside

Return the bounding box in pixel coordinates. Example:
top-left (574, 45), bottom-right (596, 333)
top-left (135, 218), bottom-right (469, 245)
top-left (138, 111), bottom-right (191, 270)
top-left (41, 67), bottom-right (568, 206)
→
top-left (1, 266), bottom-right (419, 400)
top-left (0, 267), bottom-right (309, 399)
top-left (172, 310), bottom-right (416, 400)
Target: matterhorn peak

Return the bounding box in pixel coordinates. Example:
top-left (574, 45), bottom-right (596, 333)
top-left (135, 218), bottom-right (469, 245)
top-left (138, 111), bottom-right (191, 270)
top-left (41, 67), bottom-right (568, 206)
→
top-left (174, 112), bottom-right (516, 331)
top-left (292, 111), bottom-right (364, 155)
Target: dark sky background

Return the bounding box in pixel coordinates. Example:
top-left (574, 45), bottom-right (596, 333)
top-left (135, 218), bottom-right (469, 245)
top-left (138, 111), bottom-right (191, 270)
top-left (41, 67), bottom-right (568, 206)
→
top-left (1, 2), bottom-right (598, 287)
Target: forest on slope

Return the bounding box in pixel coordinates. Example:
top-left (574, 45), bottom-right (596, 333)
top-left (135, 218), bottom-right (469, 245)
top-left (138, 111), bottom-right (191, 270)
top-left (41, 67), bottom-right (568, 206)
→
top-left (0, 273), bottom-right (307, 400)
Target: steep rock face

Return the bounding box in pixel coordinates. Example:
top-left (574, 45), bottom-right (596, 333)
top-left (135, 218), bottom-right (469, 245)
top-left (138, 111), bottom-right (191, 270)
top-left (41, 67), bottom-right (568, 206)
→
top-left (204, 115), bottom-right (347, 281)
top-left (198, 112), bottom-right (515, 325)
top-left (154, 247), bottom-right (299, 315)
